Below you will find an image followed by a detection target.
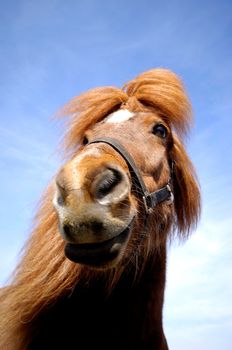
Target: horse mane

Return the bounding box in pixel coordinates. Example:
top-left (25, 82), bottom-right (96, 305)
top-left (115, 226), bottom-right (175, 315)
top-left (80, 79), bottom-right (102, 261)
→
top-left (60, 69), bottom-right (191, 154)
top-left (0, 69), bottom-right (200, 349)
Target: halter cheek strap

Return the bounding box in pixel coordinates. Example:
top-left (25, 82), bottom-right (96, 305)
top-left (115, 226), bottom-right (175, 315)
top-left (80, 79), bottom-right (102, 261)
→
top-left (88, 137), bottom-right (174, 215)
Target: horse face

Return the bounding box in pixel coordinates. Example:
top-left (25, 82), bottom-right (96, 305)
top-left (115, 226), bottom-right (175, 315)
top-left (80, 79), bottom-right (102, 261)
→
top-left (53, 110), bottom-right (172, 268)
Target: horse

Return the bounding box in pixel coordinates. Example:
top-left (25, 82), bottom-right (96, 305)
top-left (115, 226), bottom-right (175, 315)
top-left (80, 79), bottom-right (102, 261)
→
top-left (0, 68), bottom-right (200, 349)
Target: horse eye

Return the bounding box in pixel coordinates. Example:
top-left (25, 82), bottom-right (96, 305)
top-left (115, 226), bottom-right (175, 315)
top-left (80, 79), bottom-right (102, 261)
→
top-left (82, 136), bottom-right (89, 145)
top-left (152, 124), bottom-right (167, 139)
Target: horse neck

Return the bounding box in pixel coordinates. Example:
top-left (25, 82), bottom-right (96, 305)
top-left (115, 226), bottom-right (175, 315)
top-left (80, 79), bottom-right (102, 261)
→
top-left (113, 245), bottom-right (167, 329)
top-left (73, 245), bottom-right (167, 336)
top-left (24, 245), bottom-right (168, 349)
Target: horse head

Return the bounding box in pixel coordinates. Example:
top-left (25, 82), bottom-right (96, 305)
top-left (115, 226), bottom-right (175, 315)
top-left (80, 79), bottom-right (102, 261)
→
top-left (53, 69), bottom-right (200, 270)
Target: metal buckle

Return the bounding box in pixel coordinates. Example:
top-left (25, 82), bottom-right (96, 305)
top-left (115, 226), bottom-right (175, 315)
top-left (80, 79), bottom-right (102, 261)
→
top-left (143, 194), bottom-right (153, 215)
top-left (166, 184), bottom-right (174, 205)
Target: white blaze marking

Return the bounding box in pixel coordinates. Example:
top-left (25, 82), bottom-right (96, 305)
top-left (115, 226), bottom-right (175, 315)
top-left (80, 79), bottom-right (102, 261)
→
top-left (106, 109), bottom-right (134, 123)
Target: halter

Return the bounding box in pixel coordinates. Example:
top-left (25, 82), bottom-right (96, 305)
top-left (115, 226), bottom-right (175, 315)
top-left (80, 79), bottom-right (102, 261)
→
top-left (89, 137), bottom-right (174, 216)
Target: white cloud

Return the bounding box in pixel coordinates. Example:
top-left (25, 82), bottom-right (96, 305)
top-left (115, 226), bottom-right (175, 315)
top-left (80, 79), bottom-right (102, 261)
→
top-left (164, 214), bottom-right (232, 349)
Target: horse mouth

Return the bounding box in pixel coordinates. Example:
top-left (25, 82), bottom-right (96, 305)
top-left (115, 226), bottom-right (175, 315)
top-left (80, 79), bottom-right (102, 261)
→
top-left (64, 217), bottom-right (135, 267)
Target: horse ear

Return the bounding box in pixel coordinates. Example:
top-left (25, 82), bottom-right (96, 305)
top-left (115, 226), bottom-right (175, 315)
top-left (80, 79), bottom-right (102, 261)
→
top-left (170, 135), bottom-right (201, 237)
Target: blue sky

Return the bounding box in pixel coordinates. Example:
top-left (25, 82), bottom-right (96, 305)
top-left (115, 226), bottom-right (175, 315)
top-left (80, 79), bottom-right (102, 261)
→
top-left (1, 0), bottom-right (232, 348)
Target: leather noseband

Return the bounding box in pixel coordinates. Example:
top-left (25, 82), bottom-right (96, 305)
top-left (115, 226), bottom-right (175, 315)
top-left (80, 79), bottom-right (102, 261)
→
top-left (88, 137), bottom-right (174, 215)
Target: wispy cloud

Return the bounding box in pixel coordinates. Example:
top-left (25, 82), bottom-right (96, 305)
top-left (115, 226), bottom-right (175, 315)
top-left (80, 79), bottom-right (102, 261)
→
top-left (164, 214), bottom-right (232, 349)
top-left (0, 123), bottom-right (60, 286)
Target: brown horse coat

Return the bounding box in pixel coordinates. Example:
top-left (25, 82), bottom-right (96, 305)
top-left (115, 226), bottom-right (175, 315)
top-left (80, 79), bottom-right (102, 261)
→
top-left (0, 69), bottom-right (200, 349)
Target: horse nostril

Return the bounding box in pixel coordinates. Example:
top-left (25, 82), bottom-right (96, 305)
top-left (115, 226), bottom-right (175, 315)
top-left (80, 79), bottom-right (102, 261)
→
top-left (55, 169), bottom-right (67, 205)
top-left (95, 168), bottom-right (122, 199)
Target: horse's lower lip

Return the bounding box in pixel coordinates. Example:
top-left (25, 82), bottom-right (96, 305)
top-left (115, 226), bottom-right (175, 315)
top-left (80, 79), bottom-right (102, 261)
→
top-left (64, 217), bottom-right (135, 266)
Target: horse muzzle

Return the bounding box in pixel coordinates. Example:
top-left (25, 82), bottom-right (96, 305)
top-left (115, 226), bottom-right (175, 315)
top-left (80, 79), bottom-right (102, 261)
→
top-left (53, 156), bottom-right (136, 267)
top-left (64, 216), bottom-right (135, 266)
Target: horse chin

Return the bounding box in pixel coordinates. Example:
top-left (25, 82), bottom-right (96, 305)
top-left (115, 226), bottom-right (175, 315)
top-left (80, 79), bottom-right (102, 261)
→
top-left (64, 217), bottom-right (135, 268)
